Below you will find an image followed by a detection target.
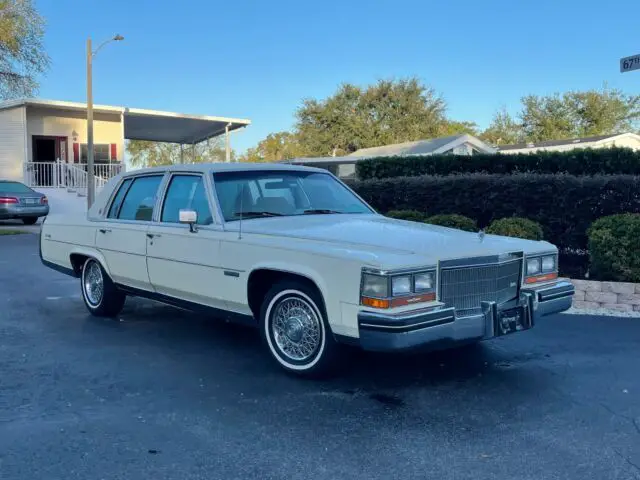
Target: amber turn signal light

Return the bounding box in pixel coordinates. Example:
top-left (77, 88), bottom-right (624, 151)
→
top-left (524, 272), bottom-right (558, 284)
top-left (361, 291), bottom-right (437, 309)
top-left (361, 297), bottom-right (391, 309)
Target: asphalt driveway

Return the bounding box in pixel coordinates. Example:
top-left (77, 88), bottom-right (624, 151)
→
top-left (1, 234), bottom-right (639, 480)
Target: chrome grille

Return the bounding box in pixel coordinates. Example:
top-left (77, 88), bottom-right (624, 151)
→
top-left (439, 255), bottom-right (522, 317)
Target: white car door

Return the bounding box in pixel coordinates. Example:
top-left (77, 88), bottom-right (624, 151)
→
top-left (96, 174), bottom-right (164, 291)
top-left (145, 173), bottom-right (228, 310)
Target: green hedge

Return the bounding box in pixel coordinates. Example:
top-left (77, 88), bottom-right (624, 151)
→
top-left (355, 147), bottom-right (640, 180)
top-left (588, 214), bottom-right (640, 282)
top-left (348, 173), bottom-right (640, 253)
top-left (486, 217), bottom-right (544, 241)
top-left (425, 214), bottom-right (477, 232)
top-left (385, 210), bottom-right (426, 222)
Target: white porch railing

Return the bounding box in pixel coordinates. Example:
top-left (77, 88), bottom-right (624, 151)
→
top-left (24, 161), bottom-right (124, 193)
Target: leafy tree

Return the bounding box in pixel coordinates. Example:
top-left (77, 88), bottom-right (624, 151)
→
top-left (240, 131), bottom-right (304, 163)
top-left (483, 87), bottom-right (640, 144)
top-left (0, 0), bottom-right (49, 98)
top-left (481, 107), bottom-right (523, 145)
top-left (436, 120), bottom-right (479, 137)
top-left (126, 138), bottom-right (232, 168)
top-left (564, 87), bottom-right (640, 136)
top-left (520, 93), bottom-right (576, 142)
top-left (294, 78), bottom-right (451, 156)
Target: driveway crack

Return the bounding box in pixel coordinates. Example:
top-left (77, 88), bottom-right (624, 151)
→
top-left (600, 403), bottom-right (640, 436)
top-left (613, 448), bottom-right (640, 477)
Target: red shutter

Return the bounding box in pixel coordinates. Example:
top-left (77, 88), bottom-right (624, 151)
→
top-left (73, 143), bottom-right (79, 163)
top-left (110, 143), bottom-right (117, 162)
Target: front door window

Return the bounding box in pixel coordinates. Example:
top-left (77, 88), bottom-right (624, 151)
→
top-left (161, 175), bottom-right (213, 225)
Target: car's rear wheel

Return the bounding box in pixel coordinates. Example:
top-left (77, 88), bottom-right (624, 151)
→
top-left (81, 258), bottom-right (125, 317)
top-left (260, 280), bottom-right (340, 377)
top-left (22, 217), bottom-right (38, 225)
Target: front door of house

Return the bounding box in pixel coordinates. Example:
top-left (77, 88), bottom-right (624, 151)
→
top-left (32, 136), bottom-right (68, 186)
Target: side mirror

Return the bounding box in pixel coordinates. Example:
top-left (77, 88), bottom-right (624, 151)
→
top-left (179, 209), bottom-right (198, 232)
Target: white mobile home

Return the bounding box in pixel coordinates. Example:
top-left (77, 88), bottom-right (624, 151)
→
top-left (0, 98), bottom-right (250, 213)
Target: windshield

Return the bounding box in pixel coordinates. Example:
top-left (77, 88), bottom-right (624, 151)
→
top-left (0, 181), bottom-right (33, 194)
top-left (213, 170), bottom-right (373, 221)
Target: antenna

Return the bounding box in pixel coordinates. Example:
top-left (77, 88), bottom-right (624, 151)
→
top-left (238, 183), bottom-right (244, 240)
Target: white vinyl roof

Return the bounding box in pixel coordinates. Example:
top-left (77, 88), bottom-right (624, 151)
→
top-left (119, 162), bottom-right (325, 177)
top-left (0, 98), bottom-right (251, 144)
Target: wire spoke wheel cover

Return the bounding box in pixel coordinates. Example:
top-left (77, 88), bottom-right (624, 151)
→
top-left (83, 260), bottom-right (104, 306)
top-left (270, 295), bottom-right (322, 363)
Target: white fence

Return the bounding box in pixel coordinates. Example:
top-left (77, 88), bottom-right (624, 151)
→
top-left (24, 161), bottom-right (124, 191)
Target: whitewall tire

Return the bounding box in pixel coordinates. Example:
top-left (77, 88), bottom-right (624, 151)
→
top-left (81, 258), bottom-right (126, 317)
top-left (260, 281), bottom-right (340, 377)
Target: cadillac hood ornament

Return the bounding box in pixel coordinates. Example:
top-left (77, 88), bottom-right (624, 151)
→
top-left (478, 229), bottom-right (485, 242)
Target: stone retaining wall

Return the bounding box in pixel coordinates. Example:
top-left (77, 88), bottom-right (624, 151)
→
top-left (568, 279), bottom-right (640, 312)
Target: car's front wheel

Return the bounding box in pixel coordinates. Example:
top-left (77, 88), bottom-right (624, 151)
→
top-left (260, 281), bottom-right (340, 377)
top-left (81, 258), bottom-right (126, 317)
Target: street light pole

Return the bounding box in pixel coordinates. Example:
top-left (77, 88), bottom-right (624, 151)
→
top-left (86, 38), bottom-right (95, 208)
top-left (86, 34), bottom-right (124, 209)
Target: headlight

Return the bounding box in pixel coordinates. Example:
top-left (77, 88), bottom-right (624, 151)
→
top-left (414, 272), bottom-right (435, 292)
top-left (361, 274), bottom-right (388, 298)
top-left (541, 255), bottom-right (556, 272)
top-left (361, 267), bottom-right (437, 308)
top-left (526, 257), bottom-right (541, 275)
top-left (392, 275), bottom-right (412, 296)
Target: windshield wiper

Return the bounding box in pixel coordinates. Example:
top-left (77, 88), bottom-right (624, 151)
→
top-left (303, 209), bottom-right (343, 215)
top-left (234, 211), bottom-right (284, 218)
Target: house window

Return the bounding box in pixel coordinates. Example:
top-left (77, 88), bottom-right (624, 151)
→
top-left (80, 144), bottom-right (110, 163)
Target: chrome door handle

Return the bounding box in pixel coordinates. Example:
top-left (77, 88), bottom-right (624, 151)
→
top-left (99, 228), bottom-right (111, 234)
top-left (146, 233), bottom-right (161, 239)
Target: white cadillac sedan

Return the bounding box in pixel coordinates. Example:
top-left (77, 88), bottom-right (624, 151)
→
top-left (40, 163), bottom-right (574, 376)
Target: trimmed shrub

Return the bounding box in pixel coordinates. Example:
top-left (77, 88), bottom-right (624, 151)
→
top-left (355, 147), bottom-right (640, 180)
top-left (347, 173), bottom-right (640, 252)
top-left (385, 210), bottom-right (426, 222)
top-left (486, 217), bottom-right (544, 241)
top-left (425, 214), bottom-right (477, 232)
top-left (588, 214), bottom-right (640, 282)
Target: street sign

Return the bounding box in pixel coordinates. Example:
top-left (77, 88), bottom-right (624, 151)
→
top-left (620, 54), bottom-right (640, 73)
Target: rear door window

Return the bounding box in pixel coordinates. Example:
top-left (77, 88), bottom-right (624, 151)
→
top-left (107, 178), bottom-right (133, 219)
top-left (117, 175), bottom-right (163, 221)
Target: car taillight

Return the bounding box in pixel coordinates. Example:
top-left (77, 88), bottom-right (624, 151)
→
top-left (0, 197), bottom-right (18, 204)
top-left (41, 196), bottom-right (48, 205)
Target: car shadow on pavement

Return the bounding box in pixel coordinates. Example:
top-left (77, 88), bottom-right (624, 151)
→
top-left (83, 297), bottom-right (552, 403)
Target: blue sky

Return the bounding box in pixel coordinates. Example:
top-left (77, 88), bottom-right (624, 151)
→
top-left (37, 0), bottom-right (640, 153)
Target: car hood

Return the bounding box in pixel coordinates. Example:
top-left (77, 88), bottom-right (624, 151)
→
top-left (231, 214), bottom-right (555, 265)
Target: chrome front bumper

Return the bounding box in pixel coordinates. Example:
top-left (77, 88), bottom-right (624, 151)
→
top-left (357, 281), bottom-right (575, 352)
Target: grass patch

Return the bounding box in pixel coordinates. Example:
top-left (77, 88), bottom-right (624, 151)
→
top-left (0, 229), bottom-right (27, 235)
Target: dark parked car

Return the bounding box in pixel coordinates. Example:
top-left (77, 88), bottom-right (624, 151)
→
top-left (0, 180), bottom-right (49, 225)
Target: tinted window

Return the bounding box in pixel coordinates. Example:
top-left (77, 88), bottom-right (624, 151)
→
top-left (107, 178), bottom-right (132, 218)
top-left (213, 170), bottom-right (372, 221)
top-left (117, 176), bottom-right (163, 221)
top-left (0, 181), bottom-right (33, 193)
top-left (161, 175), bottom-right (213, 225)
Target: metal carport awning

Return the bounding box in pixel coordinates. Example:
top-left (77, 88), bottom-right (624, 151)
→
top-left (123, 107), bottom-right (250, 145)
top-left (0, 98), bottom-right (251, 162)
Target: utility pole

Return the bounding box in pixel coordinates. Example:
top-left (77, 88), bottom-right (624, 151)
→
top-left (86, 34), bottom-right (124, 208)
top-left (86, 37), bottom-right (95, 208)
